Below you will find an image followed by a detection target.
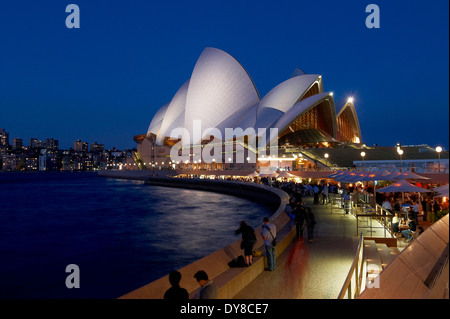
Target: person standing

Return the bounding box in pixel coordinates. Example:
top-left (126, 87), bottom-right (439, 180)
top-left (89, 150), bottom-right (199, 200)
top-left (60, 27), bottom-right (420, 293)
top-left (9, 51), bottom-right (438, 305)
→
top-left (313, 184), bottom-right (320, 204)
top-left (164, 271), bottom-right (189, 300)
top-left (382, 197), bottom-right (393, 213)
top-left (412, 201), bottom-right (420, 225)
top-left (193, 270), bottom-right (218, 299)
top-left (305, 207), bottom-right (316, 243)
top-left (235, 221), bottom-right (257, 266)
top-left (293, 200), bottom-right (306, 239)
top-left (433, 200), bottom-right (441, 214)
top-left (343, 192), bottom-right (351, 214)
top-left (261, 217), bottom-right (276, 271)
top-left (322, 183), bottom-right (329, 205)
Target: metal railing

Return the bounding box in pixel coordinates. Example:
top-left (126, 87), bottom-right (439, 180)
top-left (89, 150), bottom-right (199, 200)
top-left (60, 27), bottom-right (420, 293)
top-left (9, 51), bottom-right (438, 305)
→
top-left (354, 203), bottom-right (393, 237)
top-left (338, 233), bottom-right (366, 299)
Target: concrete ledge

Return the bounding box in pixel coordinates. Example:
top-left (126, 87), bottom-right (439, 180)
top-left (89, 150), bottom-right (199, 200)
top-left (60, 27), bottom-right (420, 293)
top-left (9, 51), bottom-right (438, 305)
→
top-left (105, 172), bottom-right (292, 299)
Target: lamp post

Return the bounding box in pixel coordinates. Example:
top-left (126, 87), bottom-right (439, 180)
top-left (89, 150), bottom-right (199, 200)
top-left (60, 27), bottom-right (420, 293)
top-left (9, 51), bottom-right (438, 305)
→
top-left (324, 153), bottom-right (329, 168)
top-left (360, 151), bottom-right (366, 170)
top-left (397, 148), bottom-right (403, 172)
top-left (436, 146), bottom-right (442, 173)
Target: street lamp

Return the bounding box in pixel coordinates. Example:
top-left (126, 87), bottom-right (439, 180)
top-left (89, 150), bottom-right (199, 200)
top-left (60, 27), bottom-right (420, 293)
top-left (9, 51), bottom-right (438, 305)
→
top-left (397, 148), bottom-right (403, 171)
top-left (360, 151), bottom-right (366, 169)
top-left (324, 153), bottom-right (329, 167)
top-left (436, 146), bottom-right (442, 173)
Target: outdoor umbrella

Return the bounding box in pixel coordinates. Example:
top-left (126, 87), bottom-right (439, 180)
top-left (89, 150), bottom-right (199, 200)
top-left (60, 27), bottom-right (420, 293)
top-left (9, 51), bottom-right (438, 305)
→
top-left (384, 169), bottom-right (403, 179)
top-left (376, 179), bottom-right (430, 193)
top-left (277, 171), bottom-right (296, 179)
top-left (392, 171), bottom-right (430, 181)
top-left (360, 169), bottom-right (396, 182)
top-left (260, 172), bottom-right (279, 178)
top-left (433, 184), bottom-right (449, 197)
top-left (377, 179), bottom-right (430, 209)
top-left (327, 170), bottom-right (344, 178)
top-left (247, 171), bottom-right (260, 177)
top-left (331, 170), bottom-right (354, 182)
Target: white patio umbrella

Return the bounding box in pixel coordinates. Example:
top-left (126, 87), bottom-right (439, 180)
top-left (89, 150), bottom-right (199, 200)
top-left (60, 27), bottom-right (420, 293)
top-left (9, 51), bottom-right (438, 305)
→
top-left (247, 171), bottom-right (260, 177)
top-left (260, 172), bottom-right (279, 178)
top-left (277, 171), bottom-right (296, 179)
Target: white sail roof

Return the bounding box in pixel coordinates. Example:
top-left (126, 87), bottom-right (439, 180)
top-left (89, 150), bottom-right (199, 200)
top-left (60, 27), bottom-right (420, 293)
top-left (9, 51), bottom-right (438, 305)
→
top-left (257, 74), bottom-right (322, 115)
top-left (184, 47), bottom-right (260, 146)
top-left (147, 102), bottom-right (169, 136)
top-left (156, 80), bottom-right (190, 144)
top-left (268, 92), bottom-right (336, 144)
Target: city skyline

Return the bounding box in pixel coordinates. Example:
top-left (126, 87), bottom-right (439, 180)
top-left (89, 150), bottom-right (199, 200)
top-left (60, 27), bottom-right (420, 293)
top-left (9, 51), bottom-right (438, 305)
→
top-left (0, 127), bottom-right (133, 151)
top-left (0, 0), bottom-right (448, 150)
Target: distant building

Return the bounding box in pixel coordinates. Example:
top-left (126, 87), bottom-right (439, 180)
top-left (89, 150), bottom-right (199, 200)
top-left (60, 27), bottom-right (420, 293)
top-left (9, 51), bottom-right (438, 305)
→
top-left (2, 155), bottom-right (16, 171)
top-left (62, 156), bottom-right (72, 171)
top-left (44, 138), bottom-right (59, 150)
top-left (0, 129), bottom-right (9, 145)
top-left (38, 149), bottom-right (60, 171)
top-left (30, 138), bottom-right (42, 148)
top-left (90, 142), bottom-right (104, 153)
top-left (12, 138), bottom-right (23, 150)
top-left (74, 140), bottom-right (88, 153)
top-left (26, 157), bottom-right (39, 171)
top-left (0, 129), bottom-right (9, 153)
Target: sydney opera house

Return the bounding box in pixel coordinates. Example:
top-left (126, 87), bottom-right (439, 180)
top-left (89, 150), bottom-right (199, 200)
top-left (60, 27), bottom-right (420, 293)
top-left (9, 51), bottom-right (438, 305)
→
top-left (134, 47), bottom-right (362, 171)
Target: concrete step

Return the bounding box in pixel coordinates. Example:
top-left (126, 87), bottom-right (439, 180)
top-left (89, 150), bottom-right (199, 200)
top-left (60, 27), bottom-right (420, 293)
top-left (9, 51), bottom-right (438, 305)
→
top-left (364, 240), bottom-right (383, 275)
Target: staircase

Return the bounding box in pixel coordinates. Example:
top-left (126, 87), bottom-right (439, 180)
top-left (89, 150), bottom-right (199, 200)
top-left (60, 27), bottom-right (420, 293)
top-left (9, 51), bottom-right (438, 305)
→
top-left (364, 240), bottom-right (400, 288)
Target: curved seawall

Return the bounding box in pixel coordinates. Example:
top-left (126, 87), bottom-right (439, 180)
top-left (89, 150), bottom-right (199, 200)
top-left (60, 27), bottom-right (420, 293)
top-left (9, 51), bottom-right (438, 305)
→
top-left (98, 170), bottom-right (293, 299)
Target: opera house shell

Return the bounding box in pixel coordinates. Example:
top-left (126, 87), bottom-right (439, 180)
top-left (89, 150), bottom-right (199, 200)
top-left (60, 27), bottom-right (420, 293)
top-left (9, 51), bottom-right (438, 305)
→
top-left (136, 47), bottom-right (362, 169)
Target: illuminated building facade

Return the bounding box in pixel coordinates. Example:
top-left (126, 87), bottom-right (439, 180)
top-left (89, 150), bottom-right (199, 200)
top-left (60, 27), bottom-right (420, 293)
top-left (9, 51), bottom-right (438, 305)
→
top-left (135, 48), bottom-right (363, 171)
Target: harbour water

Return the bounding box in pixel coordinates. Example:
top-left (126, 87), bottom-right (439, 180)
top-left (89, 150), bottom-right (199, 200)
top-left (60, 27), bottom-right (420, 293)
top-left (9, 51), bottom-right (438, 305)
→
top-left (0, 172), bottom-right (274, 298)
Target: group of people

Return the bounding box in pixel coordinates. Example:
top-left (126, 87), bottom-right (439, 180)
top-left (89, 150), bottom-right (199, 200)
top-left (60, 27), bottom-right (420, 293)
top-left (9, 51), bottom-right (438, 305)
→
top-left (236, 218), bottom-right (277, 271)
top-left (381, 195), bottom-right (443, 224)
top-left (163, 216), bottom-right (279, 300)
top-left (163, 269), bottom-right (218, 300)
top-left (390, 211), bottom-right (424, 242)
top-left (285, 197), bottom-right (316, 243)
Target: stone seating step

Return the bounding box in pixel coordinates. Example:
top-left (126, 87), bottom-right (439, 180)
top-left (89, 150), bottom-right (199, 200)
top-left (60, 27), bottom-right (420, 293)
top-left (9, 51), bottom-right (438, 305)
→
top-left (365, 240), bottom-right (383, 275)
top-left (376, 243), bottom-right (399, 270)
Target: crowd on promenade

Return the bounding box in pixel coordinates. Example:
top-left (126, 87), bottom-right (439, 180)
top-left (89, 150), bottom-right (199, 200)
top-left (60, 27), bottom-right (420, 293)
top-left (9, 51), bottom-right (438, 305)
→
top-left (163, 174), bottom-right (447, 300)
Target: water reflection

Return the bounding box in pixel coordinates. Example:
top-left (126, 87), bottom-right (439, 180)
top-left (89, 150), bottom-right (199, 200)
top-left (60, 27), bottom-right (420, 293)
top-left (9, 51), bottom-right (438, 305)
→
top-left (0, 172), bottom-right (272, 298)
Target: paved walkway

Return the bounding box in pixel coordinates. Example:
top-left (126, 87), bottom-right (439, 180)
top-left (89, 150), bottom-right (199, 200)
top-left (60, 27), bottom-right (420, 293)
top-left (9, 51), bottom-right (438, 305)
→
top-left (234, 196), bottom-right (374, 299)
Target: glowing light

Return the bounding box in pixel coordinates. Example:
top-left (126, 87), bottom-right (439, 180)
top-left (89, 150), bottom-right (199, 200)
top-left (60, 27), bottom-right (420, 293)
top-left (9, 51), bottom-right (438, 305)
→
top-left (436, 146), bottom-right (442, 153)
top-left (347, 97), bottom-right (354, 103)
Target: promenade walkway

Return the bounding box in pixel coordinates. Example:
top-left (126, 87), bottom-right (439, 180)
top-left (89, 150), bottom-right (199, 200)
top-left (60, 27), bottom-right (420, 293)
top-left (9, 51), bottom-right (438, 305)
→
top-left (234, 196), bottom-right (380, 299)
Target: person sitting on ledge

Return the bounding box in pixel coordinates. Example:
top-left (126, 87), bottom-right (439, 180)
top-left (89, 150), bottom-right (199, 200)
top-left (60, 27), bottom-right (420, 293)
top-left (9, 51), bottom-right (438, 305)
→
top-left (163, 271), bottom-right (189, 301)
top-left (392, 212), bottom-right (400, 234)
top-left (193, 270), bottom-right (217, 299)
top-left (401, 215), bottom-right (417, 243)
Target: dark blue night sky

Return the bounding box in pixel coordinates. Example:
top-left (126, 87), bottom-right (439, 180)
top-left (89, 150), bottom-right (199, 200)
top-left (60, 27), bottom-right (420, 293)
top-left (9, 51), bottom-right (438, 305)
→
top-left (0, 0), bottom-right (448, 150)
